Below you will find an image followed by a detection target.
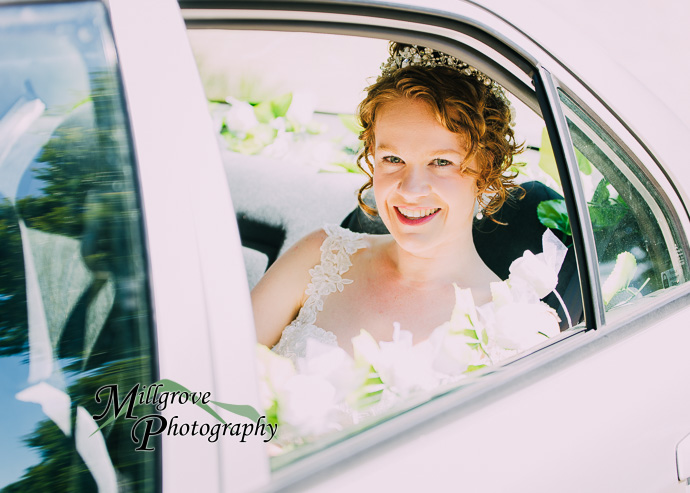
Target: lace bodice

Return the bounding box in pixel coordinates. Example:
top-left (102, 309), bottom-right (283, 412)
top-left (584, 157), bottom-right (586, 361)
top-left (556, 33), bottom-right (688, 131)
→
top-left (272, 224), bottom-right (367, 364)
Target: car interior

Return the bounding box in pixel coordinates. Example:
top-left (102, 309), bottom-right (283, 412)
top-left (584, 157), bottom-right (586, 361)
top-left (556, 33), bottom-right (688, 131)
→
top-left (192, 29), bottom-right (586, 329)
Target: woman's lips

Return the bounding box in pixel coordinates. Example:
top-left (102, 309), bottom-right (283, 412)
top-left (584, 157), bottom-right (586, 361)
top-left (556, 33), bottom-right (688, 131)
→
top-left (394, 206), bottom-right (441, 226)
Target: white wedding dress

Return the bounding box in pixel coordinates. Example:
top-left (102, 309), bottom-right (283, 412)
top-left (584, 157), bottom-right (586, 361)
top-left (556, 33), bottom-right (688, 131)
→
top-left (272, 224), bottom-right (368, 364)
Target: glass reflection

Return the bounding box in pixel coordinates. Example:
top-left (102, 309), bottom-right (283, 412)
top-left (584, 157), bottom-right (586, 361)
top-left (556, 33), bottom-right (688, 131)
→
top-left (0, 3), bottom-right (156, 491)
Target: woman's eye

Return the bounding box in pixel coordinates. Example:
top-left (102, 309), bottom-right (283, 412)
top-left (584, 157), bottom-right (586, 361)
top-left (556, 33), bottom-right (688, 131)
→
top-left (383, 156), bottom-right (403, 164)
top-left (432, 158), bottom-right (453, 167)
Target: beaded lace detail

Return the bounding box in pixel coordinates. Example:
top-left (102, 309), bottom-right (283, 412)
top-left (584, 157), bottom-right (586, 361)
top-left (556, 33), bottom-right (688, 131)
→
top-left (272, 225), bottom-right (367, 364)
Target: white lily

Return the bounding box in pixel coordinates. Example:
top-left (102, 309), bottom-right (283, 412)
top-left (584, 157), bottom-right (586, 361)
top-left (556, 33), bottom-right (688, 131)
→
top-left (298, 339), bottom-right (363, 403)
top-left (490, 301), bottom-right (560, 351)
top-left (354, 324), bottom-right (438, 397)
top-left (277, 374), bottom-right (338, 436)
top-left (255, 344), bottom-right (296, 412)
top-left (508, 229), bottom-right (567, 301)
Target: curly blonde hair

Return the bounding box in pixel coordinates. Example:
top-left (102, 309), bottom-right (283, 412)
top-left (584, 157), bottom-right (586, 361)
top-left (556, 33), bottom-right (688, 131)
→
top-left (357, 45), bottom-right (523, 221)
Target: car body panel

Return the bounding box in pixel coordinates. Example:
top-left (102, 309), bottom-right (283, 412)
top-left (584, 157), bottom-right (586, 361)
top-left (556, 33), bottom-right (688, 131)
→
top-left (109, 0), bottom-right (269, 489)
top-left (1, 0), bottom-right (688, 491)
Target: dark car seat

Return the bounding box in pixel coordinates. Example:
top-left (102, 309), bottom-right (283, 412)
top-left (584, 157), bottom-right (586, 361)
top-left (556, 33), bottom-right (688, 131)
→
top-left (340, 181), bottom-right (583, 330)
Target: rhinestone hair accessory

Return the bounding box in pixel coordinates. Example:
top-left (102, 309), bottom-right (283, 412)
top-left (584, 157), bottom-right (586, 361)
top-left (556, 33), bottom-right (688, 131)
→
top-left (379, 44), bottom-right (514, 122)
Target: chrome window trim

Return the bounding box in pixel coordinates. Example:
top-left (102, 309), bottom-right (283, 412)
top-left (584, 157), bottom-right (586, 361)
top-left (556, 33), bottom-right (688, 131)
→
top-left (559, 97), bottom-right (686, 287)
top-left (534, 66), bottom-right (604, 329)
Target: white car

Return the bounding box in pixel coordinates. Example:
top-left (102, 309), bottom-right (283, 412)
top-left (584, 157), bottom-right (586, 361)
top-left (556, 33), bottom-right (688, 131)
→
top-left (1, 0), bottom-right (689, 492)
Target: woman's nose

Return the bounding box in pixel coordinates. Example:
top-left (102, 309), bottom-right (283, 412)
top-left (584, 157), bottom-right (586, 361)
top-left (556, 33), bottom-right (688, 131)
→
top-left (397, 164), bottom-right (431, 199)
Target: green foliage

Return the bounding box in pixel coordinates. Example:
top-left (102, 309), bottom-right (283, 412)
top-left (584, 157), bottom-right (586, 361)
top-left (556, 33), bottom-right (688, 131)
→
top-left (536, 178), bottom-right (630, 238)
top-left (223, 123), bottom-right (277, 155)
top-left (588, 179), bottom-right (630, 232)
top-left (537, 199), bottom-right (572, 236)
top-left (338, 113), bottom-right (362, 135)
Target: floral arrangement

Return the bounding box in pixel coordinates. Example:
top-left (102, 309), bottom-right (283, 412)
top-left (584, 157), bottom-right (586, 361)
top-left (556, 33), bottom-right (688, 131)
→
top-left (210, 94), bottom-right (362, 172)
top-left (257, 230), bottom-right (572, 449)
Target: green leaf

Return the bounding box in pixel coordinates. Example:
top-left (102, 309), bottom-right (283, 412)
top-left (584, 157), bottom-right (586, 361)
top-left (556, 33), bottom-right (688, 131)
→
top-left (590, 178), bottom-right (610, 205)
top-left (349, 365), bottom-right (383, 410)
top-left (225, 124), bottom-right (277, 155)
top-left (465, 364), bottom-right (487, 373)
top-left (329, 161), bottom-right (361, 174)
top-left (588, 202), bottom-right (629, 231)
top-left (211, 400), bottom-right (262, 423)
top-left (481, 328), bottom-right (489, 346)
top-left (270, 93), bottom-right (293, 118)
top-left (338, 113), bottom-right (363, 135)
top-left (253, 101), bottom-right (274, 124)
top-left (537, 199), bottom-right (572, 236)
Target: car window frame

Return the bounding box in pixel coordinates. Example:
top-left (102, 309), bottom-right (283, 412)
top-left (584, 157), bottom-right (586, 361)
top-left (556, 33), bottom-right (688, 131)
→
top-left (176, 1), bottom-right (690, 490)
top-left (179, 1), bottom-right (597, 483)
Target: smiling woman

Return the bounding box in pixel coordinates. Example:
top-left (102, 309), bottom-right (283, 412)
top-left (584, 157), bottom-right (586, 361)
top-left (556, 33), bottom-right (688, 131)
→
top-left (248, 41), bottom-right (568, 447)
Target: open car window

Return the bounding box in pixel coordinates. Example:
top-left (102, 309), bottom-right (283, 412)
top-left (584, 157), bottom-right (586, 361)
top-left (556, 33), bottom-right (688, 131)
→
top-left (187, 27), bottom-right (586, 467)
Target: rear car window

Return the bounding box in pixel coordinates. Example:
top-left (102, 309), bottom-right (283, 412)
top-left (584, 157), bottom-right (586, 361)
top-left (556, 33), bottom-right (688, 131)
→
top-left (557, 89), bottom-right (688, 317)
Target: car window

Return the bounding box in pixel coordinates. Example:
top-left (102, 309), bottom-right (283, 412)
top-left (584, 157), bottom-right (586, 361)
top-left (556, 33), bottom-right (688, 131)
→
top-left (188, 27), bottom-right (583, 467)
top-left (0, 2), bottom-right (157, 491)
top-left (557, 89), bottom-right (688, 316)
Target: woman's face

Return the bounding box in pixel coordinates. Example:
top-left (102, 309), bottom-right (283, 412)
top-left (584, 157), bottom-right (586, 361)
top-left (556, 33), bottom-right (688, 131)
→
top-left (372, 97), bottom-right (478, 257)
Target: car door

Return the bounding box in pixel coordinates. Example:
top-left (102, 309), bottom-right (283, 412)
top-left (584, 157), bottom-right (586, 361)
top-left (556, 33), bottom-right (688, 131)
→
top-left (177, 1), bottom-right (690, 492)
top-left (0, 0), bottom-right (267, 491)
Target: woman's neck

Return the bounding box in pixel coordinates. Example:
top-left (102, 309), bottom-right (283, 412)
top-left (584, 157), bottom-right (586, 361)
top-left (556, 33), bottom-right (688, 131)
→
top-left (381, 232), bottom-right (493, 288)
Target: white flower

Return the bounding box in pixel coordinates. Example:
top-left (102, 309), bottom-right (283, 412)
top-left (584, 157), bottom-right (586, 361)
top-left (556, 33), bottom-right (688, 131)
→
top-left (602, 251), bottom-right (637, 304)
top-left (429, 321), bottom-right (481, 375)
top-left (509, 250), bottom-right (557, 300)
top-left (490, 301), bottom-right (560, 351)
top-left (490, 280), bottom-right (514, 309)
top-left (298, 339), bottom-right (362, 402)
top-left (448, 284), bottom-right (481, 333)
top-left (353, 325), bottom-right (438, 397)
top-left (508, 229), bottom-right (568, 300)
top-left (255, 344), bottom-right (296, 411)
top-left (286, 91), bottom-right (317, 126)
top-left (278, 374), bottom-right (338, 436)
top-left (427, 284), bottom-right (486, 374)
top-left (223, 98), bottom-right (259, 134)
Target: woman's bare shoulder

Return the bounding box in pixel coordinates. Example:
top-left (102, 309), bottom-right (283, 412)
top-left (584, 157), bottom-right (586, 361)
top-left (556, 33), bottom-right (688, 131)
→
top-left (251, 228), bottom-right (328, 347)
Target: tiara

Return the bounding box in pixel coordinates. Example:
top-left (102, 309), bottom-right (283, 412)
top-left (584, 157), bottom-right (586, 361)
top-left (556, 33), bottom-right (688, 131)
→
top-left (379, 44), bottom-right (513, 118)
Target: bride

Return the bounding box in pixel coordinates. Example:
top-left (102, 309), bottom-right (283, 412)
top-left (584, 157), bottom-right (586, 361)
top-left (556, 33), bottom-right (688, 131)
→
top-left (252, 43), bottom-right (524, 362)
